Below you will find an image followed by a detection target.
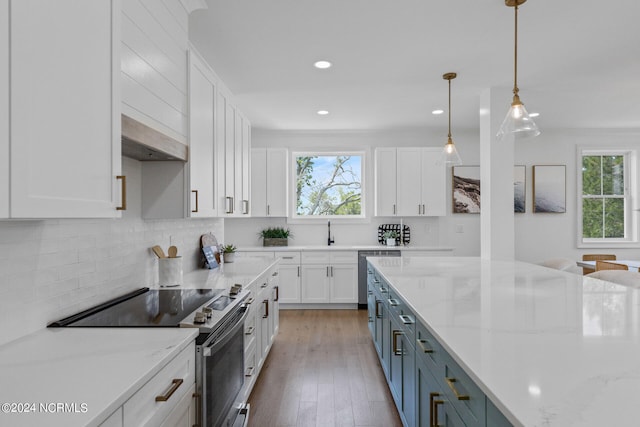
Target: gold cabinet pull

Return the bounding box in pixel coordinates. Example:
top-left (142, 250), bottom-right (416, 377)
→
top-left (191, 190), bottom-right (199, 213)
top-left (417, 338), bottom-right (434, 354)
top-left (400, 314), bottom-right (414, 325)
top-left (388, 298), bottom-right (399, 306)
top-left (116, 175), bottom-right (127, 210)
top-left (262, 299), bottom-right (269, 318)
top-left (392, 330), bottom-right (403, 356)
top-left (245, 366), bottom-right (255, 377)
top-left (445, 377), bottom-right (470, 401)
top-left (246, 297), bottom-right (254, 305)
top-left (375, 300), bottom-right (382, 318)
top-left (155, 378), bottom-right (183, 402)
top-left (274, 286), bottom-right (279, 302)
top-left (225, 196), bottom-right (234, 214)
top-left (245, 326), bottom-right (255, 335)
top-left (242, 199), bottom-right (249, 214)
top-left (430, 392), bottom-right (443, 427)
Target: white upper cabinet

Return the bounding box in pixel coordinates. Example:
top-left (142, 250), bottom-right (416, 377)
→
top-left (121, 0), bottom-right (189, 144)
top-left (217, 83), bottom-right (251, 216)
top-left (251, 148), bottom-right (288, 217)
top-left (6, 0), bottom-right (121, 218)
top-left (375, 147), bottom-right (446, 217)
top-left (188, 49), bottom-right (217, 217)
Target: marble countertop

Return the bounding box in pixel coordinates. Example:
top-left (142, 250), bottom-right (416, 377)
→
top-left (0, 328), bottom-right (198, 427)
top-left (368, 256), bottom-right (640, 427)
top-left (0, 257), bottom-right (276, 427)
top-left (237, 245), bottom-right (453, 252)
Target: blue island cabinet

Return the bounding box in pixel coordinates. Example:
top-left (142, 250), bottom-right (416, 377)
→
top-left (367, 261), bottom-right (514, 427)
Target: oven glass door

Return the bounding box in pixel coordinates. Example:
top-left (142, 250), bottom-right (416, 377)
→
top-left (201, 308), bottom-right (247, 427)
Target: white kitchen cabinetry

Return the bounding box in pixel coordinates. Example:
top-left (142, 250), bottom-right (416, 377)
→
top-left (122, 342), bottom-right (196, 427)
top-left (301, 251), bottom-right (358, 304)
top-left (187, 50), bottom-right (218, 217)
top-left (251, 148), bottom-right (288, 217)
top-left (217, 84), bottom-right (251, 216)
top-left (275, 252), bottom-right (302, 303)
top-left (4, 0), bottom-right (122, 218)
top-left (375, 147), bottom-right (446, 217)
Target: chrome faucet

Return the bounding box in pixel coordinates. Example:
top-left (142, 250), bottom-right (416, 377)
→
top-left (327, 221), bottom-right (335, 246)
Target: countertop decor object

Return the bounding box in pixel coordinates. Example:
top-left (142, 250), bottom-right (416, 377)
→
top-left (377, 224), bottom-right (410, 245)
top-left (260, 227), bottom-right (291, 246)
top-left (221, 244), bottom-right (237, 263)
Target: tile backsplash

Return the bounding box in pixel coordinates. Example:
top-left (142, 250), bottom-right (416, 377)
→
top-left (0, 216), bottom-right (223, 346)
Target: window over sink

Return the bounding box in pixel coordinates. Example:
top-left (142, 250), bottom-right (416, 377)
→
top-left (292, 152), bottom-right (364, 219)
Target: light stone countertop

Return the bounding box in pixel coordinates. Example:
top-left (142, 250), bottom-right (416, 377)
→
top-left (0, 328), bottom-right (198, 427)
top-left (0, 257), bottom-right (277, 427)
top-left (368, 256), bottom-right (640, 427)
top-left (237, 245), bottom-right (454, 252)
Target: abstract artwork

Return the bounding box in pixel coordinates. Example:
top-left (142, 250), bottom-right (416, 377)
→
top-left (514, 165), bottom-right (526, 213)
top-left (452, 166), bottom-right (480, 213)
top-left (533, 165), bottom-right (566, 213)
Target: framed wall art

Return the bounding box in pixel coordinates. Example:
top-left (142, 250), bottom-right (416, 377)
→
top-left (514, 165), bottom-right (526, 213)
top-left (533, 165), bottom-right (566, 213)
top-left (452, 166), bottom-right (480, 214)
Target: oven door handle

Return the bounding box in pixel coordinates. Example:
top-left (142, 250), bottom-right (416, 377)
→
top-left (202, 307), bottom-right (250, 357)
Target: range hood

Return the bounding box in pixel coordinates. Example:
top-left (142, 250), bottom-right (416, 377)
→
top-left (121, 114), bottom-right (188, 161)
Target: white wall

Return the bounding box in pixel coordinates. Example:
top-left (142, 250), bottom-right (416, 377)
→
top-left (227, 127), bottom-right (640, 265)
top-left (226, 128), bottom-right (482, 253)
top-left (0, 157), bottom-right (224, 346)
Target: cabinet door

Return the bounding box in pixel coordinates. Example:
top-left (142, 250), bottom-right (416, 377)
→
top-left (278, 264), bottom-right (301, 303)
top-left (217, 86), bottom-right (235, 215)
top-left (375, 147), bottom-right (397, 216)
top-left (301, 265), bottom-right (330, 303)
top-left (241, 117), bottom-right (251, 215)
top-left (250, 148), bottom-right (267, 217)
top-left (266, 148), bottom-right (288, 216)
top-left (421, 148), bottom-right (446, 216)
top-left (416, 358), bottom-right (440, 427)
top-left (0, 0), bottom-right (8, 218)
top-left (10, 0), bottom-right (121, 218)
top-left (188, 53), bottom-right (217, 217)
top-left (234, 111), bottom-right (247, 215)
top-left (330, 264), bottom-right (357, 303)
top-left (259, 296), bottom-right (270, 364)
top-left (396, 148), bottom-right (423, 217)
top-left (158, 383), bottom-right (196, 427)
top-left (401, 336), bottom-right (416, 427)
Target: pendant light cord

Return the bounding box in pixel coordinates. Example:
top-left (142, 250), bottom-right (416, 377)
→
top-left (448, 78), bottom-right (452, 139)
top-left (513, 4), bottom-right (519, 97)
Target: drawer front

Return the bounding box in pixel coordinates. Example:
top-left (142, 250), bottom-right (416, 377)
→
top-left (441, 352), bottom-right (486, 427)
top-left (415, 321), bottom-right (443, 376)
top-left (275, 251), bottom-right (301, 264)
top-left (329, 251), bottom-right (358, 264)
top-left (301, 251), bottom-right (331, 264)
top-left (244, 340), bottom-right (257, 380)
top-left (124, 342), bottom-right (195, 427)
top-left (244, 311), bottom-right (257, 349)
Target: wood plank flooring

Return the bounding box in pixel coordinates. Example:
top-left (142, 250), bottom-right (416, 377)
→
top-left (247, 309), bottom-right (402, 427)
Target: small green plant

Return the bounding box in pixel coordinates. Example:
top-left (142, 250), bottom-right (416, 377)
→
top-left (221, 244), bottom-right (237, 253)
top-left (259, 227), bottom-right (292, 239)
top-left (382, 230), bottom-right (399, 240)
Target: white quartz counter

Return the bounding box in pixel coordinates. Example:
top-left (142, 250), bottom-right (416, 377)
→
top-left (238, 245), bottom-right (453, 252)
top-left (368, 256), bottom-right (640, 427)
top-left (0, 257), bottom-right (276, 427)
top-left (0, 328), bottom-right (198, 427)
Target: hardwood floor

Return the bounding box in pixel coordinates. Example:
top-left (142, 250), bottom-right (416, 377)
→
top-left (247, 309), bottom-right (402, 427)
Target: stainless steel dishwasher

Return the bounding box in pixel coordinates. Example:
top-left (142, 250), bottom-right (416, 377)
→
top-left (358, 250), bottom-right (401, 308)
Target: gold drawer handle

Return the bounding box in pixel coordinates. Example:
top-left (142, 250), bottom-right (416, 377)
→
top-left (245, 326), bottom-right (255, 335)
top-left (116, 175), bottom-right (127, 211)
top-left (245, 366), bottom-right (255, 377)
top-left (430, 392), bottom-right (443, 427)
top-left (445, 377), bottom-right (470, 401)
top-left (417, 338), bottom-right (434, 354)
top-left (191, 190), bottom-right (198, 213)
top-left (392, 330), bottom-right (403, 356)
top-left (155, 378), bottom-right (183, 402)
top-left (388, 298), bottom-right (399, 306)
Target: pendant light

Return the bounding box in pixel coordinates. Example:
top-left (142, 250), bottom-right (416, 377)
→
top-left (442, 72), bottom-right (462, 165)
top-left (496, 0), bottom-right (540, 141)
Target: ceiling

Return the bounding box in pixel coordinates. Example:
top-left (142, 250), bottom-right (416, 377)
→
top-left (189, 0), bottom-right (640, 133)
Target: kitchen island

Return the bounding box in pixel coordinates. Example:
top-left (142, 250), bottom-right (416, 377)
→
top-left (368, 256), bottom-right (640, 427)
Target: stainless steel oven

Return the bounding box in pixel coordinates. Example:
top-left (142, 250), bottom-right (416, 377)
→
top-left (195, 301), bottom-right (250, 427)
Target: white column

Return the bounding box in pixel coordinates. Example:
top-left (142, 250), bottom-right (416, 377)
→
top-left (480, 88), bottom-right (514, 260)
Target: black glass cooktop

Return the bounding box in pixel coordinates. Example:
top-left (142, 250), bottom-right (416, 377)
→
top-left (49, 288), bottom-right (224, 327)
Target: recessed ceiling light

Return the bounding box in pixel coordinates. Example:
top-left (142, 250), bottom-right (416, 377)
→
top-left (317, 110), bottom-right (329, 116)
top-left (432, 109), bottom-right (444, 115)
top-left (314, 60), bottom-right (332, 69)
top-left (529, 112), bottom-right (540, 118)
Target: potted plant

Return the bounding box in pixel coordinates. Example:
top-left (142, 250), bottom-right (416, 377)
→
top-left (221, 244), bottom-right (237, 263)
top-left (259, 227), bottom-right (292, 247)
top-left (382, 230), bottom-right (399, 246)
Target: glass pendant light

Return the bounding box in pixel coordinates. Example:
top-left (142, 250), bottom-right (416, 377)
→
top-left (442, 72), bottom-right (462, 165)
top-left (497, 0), bottom-right (540, 141)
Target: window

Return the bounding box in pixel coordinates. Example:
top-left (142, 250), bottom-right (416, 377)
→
top-left (579, 149), bottom-right (637, 246)
top-left (293, 153), bottom-right (364, 218)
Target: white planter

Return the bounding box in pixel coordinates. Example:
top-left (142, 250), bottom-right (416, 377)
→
top-left (224, 252), bottom-right (236, 263)
top-left (386, 238), bottom-right (396, 246)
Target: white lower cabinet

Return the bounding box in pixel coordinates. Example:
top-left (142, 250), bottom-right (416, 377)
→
top-left (275, 252), bottom-right (302, 303)
top-left (158, 383), bottom-right (196, 427)
top-left (301, 251), bottom-right (357, 304)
